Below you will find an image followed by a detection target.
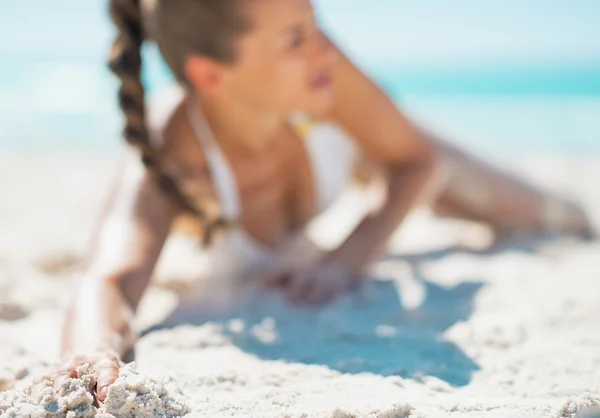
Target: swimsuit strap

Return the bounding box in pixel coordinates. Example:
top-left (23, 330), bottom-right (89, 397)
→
top-left (185, 100), bottom-right (241, 221)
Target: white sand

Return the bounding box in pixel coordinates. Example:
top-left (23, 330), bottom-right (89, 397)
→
top-left (0, 363), bottom-right (189, 417)
top-left (1, 150), bottom-right (599, 417)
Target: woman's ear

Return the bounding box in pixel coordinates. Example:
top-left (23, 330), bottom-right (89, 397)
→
top-left (184, 55), bottom-right (226, 96)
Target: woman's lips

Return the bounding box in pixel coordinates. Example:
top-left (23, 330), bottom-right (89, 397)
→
top-left (310, 72), bottom-right (333, 90)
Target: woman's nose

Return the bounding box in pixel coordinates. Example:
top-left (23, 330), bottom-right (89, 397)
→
top-left (312, 31), bottom-right (339, 66)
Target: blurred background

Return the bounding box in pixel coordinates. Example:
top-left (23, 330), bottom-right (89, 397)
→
top-left (1, 0), bottom-right (599, 158)
top-left (1, 2), bottom-right (600, 411)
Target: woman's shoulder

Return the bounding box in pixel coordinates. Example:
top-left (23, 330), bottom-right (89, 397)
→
top-left (143, 85), bottom-right (221, 227)
top-left (144, 85), bottom-right (213, 198)
top-left (146, 85), bottom-right (205, 160)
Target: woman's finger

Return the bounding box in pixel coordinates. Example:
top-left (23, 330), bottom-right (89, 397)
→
top-left (264, 273), bottom-right (290, 289)
top-left (53, 367), bottom-right (78, 392)
top-left (27, 376), bottom-right (53, 397)
top-left (309, 283), bottom-right (336, 306)
top-left (286, 272), bottom-right (315, 305)
top-left (95, 358), bottom-right (120, 402)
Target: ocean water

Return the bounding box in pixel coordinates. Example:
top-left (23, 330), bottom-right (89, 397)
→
top-left (1, 0), bottom-right (599, 156)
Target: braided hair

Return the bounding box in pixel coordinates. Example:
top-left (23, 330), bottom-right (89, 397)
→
top-left (107, 0), bottom-right (250, 244)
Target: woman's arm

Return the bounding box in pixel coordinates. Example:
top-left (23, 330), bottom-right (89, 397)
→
top-left (267, 42), bottom-right (437, 305)
top-left (326, 40), bottom-right (594, 241)
top-left (57, 150), bottom-right (180, 399)
top-left (321, 39), bottom-right (594, 276)
top-left (324, 45), bottom-right (437, 276)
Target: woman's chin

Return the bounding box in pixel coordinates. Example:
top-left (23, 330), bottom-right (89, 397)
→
top-left (305, 93), bottom-right (335, 117)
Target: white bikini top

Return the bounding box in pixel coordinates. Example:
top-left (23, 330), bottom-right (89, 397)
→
top-left (149, 86), bottom-right (358, 287)
top-left (185, 100), bottom-right (357, 224)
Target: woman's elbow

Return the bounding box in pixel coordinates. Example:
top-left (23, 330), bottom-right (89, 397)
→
top-left (418, 139), bottom-right (439, 179)
top-left (384, 138), bottom-right (440, 205)
top-left (394, 138), bottom-right (438, 183)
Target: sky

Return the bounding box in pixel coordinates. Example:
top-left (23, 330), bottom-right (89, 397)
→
top-left (315, 0), bottom-right (600, 68)
top-left (1, 1), bottom-right (599, 152)
top-left (1, 0), bottom-right (599, 68)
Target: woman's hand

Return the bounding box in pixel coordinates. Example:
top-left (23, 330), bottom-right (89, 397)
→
top-left (42, 278), bottom-right (137, 403)
top-left (28, 350), bottom-right (122, 403)
top-left (265, 260), bottom-right (356, 306)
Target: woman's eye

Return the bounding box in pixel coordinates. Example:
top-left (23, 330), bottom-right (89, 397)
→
top-left (288, 28), bottom-right (306, 50)
top-left (290, 37), bottom-right (304, 49)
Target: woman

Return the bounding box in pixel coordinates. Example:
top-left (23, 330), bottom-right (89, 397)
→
top-left (47, 0), bottom-right (593, 402)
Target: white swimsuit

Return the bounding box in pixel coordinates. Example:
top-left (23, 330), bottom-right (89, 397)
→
top-left (150, 86), bottom-right (369, 293)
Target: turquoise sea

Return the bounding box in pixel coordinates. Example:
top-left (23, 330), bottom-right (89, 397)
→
top-left (1, 0), bottom-right (599, 156)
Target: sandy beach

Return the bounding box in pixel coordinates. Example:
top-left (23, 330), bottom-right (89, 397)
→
top-left (1, 150), bottom-right (599, 417)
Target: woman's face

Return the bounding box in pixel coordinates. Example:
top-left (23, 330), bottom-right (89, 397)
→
top-left (189, 0), bottom-right (339, 116)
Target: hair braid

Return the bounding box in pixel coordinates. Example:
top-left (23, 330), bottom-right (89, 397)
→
top-left (108, 0), bottom-right (228, 244)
